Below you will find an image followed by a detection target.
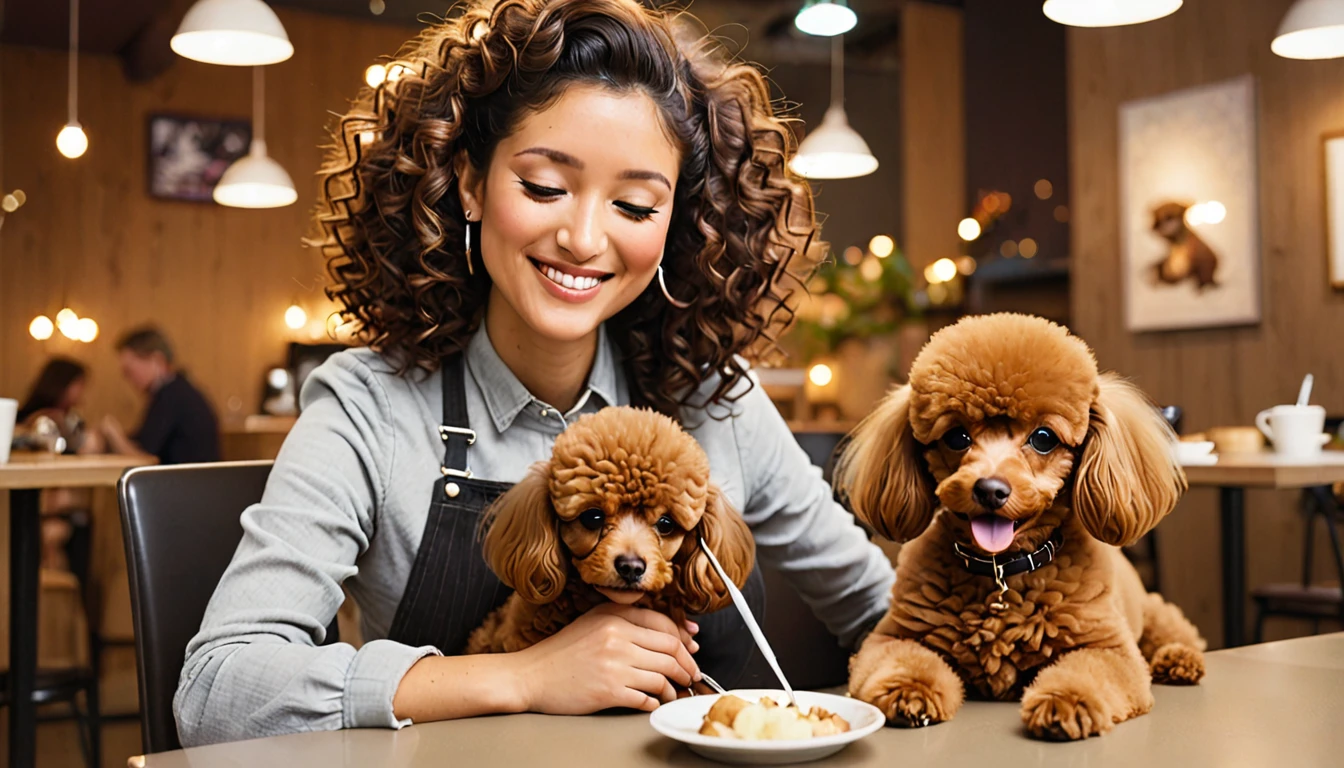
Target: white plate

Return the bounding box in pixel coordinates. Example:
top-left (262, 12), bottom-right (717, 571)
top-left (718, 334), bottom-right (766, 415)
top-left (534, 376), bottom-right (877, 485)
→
top-left (649, 689), bottom-right (885, 765)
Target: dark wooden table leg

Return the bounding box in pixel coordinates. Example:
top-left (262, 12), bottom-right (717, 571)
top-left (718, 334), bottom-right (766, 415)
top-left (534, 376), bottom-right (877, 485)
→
top-left (9, 487), bottom-right (40, 768)
top-left (1220, 486), bottom-right (1246, 648)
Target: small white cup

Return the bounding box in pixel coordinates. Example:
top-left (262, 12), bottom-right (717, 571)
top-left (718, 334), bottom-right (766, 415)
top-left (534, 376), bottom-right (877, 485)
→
top-left (0, 398), bottom-right (17, 465)
top-left (1256, 404), bottom-right (1329, 459)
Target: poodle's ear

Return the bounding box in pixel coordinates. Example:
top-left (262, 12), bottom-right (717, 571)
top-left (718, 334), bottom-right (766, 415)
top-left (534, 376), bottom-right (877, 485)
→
top-left (481, 463), bottom-right (566, 603)
top-left (675, 487), bottom-right (755, 615)
top-left (833, 384), bottom-right (937, 542)
top-left (1073, 374), bottom-right (1188, 546)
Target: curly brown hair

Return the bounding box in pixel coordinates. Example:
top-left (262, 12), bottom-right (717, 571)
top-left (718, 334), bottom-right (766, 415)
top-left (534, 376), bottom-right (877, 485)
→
top-left (315, 0), bottom-right (817, 415)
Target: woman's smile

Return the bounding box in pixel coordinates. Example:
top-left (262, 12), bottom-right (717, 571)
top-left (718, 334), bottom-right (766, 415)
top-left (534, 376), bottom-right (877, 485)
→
top-left (528, 256), bottom-right (614, 303)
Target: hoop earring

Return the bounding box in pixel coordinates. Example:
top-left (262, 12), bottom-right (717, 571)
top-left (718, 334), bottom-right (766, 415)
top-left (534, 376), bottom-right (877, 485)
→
top-left (464, 212), bottom-right (475, 276)
top-left (657, 265), bottom-right (691, 309)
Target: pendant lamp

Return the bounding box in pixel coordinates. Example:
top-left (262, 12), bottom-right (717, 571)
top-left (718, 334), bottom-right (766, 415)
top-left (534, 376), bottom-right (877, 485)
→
top-left (1272, 0), bottom-right (1344, 59)
top-left (56, 0), bottom-right (87, 159)
top-left (172, 0), bottom-right (293, 66)
top-left (1042, 0), bottom-right (1182, 28)
top-left (789, 37), bottom-right (878, 180)
top-left (794, 1), bottom-right (857, 37)
top-left (213, 67), bottom-right (297, 208)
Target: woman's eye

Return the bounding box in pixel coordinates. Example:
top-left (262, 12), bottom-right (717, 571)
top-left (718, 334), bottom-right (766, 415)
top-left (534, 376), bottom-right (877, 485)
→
top-left (614, 201), bottom-right (658, 221)
top-left (655, 515), bottom-right (677, 536)
top-left (1028, 427), bottom-right (1060, 454)
top-left (518, 179), bottom-right (565, 200)
top-left (941, 427), bottom-right (972, 451)
top-left (579, 508), bottom-right (605, 531)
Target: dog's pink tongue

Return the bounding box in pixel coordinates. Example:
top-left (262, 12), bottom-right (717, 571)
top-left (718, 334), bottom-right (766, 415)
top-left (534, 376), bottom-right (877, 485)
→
top-left (970, 515), bottom-right (1015, 554)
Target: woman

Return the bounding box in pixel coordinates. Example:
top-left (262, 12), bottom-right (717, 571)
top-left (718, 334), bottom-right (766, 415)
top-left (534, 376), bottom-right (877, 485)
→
top-left (176, 0), bottom-right (893, 746)
top-left (17, 357), bottom-right (101, 454)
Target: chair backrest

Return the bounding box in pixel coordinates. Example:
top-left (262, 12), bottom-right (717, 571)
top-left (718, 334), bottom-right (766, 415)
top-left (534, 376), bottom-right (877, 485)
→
top-left (118, 461), bottom-right (320, 753)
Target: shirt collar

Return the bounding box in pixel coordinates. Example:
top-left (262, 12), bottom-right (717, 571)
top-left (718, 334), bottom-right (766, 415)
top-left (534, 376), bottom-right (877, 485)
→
top-left (465, 323), bottom-right (621, 434)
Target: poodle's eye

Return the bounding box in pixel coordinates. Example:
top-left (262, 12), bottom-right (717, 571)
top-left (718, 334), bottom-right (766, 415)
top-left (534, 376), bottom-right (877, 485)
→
top-left (941, 427), bottom-right (972, 451)
top-left (655, 515), bottom-right (677, 536)
top-left (1028, 427), bottom-right (1061, 454)
top-left (578, 508), bottom-right (605, 531)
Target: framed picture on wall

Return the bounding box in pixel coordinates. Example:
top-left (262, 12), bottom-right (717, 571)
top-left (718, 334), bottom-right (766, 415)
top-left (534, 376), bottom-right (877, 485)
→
top-left (1323, 131), bottom-right (1344, 288)
top-left (1118, 74), bottom-right (1261, 331)
top-left (147, 114), bottom-right (251, 202)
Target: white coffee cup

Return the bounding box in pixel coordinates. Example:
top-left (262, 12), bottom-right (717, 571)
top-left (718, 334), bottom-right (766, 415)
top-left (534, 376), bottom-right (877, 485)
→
top-left (0, 398), bottom-right (17, 465)
top-left (1255, 404), bottom-right (1329, 459)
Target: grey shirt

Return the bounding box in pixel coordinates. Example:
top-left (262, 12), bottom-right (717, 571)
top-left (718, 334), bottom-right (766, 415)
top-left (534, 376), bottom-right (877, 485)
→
top-left (174, 324), bottom-right (894, 747)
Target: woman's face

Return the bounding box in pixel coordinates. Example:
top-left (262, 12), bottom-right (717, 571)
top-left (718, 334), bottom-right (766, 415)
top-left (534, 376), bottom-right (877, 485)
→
top-left (61, 377), bottom-right (86, 410)
top-left (459, 84), bottom-right (681, 344)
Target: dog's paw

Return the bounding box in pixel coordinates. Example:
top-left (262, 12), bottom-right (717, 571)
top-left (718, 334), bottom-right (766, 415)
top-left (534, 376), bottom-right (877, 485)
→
top-left (869, 680), bottom-right (957, 728)
top-left (1020, 687), bottom-right (1116, 741)
top-left (1150, 643), bottom-right (1204, 685)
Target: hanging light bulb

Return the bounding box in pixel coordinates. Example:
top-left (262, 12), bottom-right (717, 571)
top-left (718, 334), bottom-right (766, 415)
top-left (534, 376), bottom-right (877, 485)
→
top-left (794, 1), bottom-right (857, 37)
top-left (172, 0), bottom-right (293, 66)
top-left (56, 308), bottom-right (81, 339)
top-left (284, 304), bottom-right (307, 329)
top-left (57, 124), bottom-right (88, 159)
top-left (56, 0), bottom-right (87, 159)
top-left (29, 316), bottom-right (55, 340)
top-left (1273, 0), bottom-right (1344, 59)
top-left (76, 317), bottom-right (99, 342)
top-left (789, 37), bottom-right (878, 179)
top-left (59, 315), bottom-right (82, 340)
top-left (364, 64), bottom-right (387, 87)
top-left (1042, 0), bottom-right (1182, 28)
top-left (215, 67), bottom-right (298, 208)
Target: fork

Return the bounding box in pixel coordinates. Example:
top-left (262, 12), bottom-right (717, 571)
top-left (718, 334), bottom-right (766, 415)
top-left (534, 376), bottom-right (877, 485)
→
top-left (697, 673), bottom-right (727, 695)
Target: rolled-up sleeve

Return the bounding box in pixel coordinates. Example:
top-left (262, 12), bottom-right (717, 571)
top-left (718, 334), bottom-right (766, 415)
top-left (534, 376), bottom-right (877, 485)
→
top-left (731, 381), bottom-right (894, 649)
top-left (174, 355), bottom-right (439, 747)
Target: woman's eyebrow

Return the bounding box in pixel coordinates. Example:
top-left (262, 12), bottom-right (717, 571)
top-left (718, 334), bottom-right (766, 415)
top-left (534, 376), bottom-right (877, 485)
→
top-left (515, 146), bottom-right (583, 167)
top-left (619, 169), bottom-right (671, 190)
top-left (516, 147), bottom-right (671, 189)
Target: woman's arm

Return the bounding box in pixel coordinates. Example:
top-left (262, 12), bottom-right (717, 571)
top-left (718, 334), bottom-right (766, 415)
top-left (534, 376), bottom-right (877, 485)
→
top-left (392, 604), bottom-right (701, 721)
top-left (729, 380), bottom-right (895, 649)
top-left (176, 355), bottom-right (701, 746)
top-left (174, 355), bottom-right (437, 746)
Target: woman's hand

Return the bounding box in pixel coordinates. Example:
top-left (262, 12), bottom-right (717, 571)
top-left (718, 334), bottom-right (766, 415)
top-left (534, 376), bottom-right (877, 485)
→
top-left (513, 603), bottom-right (701, 714)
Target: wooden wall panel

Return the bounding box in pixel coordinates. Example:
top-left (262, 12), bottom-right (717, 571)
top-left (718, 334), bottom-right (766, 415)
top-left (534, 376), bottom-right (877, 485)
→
top-left (1068, 0), bottom-right (1344, 645)
top-left (0, 10), bottom-right (418, 430)
top-left (901, 1), bottom-right (964, 273)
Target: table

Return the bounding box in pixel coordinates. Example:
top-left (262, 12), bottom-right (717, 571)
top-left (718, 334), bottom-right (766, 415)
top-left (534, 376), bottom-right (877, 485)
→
top-left (1, 453), bottom-right (155, 768)
top-left (1182, 451), bottom-right (1344, 648)
top-left (138, 632), bottom-right (1344, 767)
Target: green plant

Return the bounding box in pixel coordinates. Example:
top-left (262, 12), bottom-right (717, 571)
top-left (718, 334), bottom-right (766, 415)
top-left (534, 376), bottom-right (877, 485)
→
top-left (789, 243), bottom-right (920, 362)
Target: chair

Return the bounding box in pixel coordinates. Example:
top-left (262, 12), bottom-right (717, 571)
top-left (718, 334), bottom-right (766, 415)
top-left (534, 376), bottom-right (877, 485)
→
top-left (1119, 406), bottom-right (1186, 592)
top-left (1252, 484), bottom-right (1344, 642)
top-left (118, 461), bottom-right (338, 754)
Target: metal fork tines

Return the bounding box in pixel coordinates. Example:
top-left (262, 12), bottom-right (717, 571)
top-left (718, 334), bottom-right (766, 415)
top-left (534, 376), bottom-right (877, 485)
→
top-left (698, 673), bottom-right (727, 695)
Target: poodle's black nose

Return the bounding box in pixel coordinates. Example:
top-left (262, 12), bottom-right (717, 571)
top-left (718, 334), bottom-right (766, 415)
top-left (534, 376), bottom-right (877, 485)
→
top-left (973, 477), bottom-right (1012, 510)
top-left (616, 555), bottom-right (646, 584)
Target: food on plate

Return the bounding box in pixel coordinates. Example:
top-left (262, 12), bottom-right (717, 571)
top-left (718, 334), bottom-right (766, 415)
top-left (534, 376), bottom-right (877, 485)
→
top-left (698, 694), bottom-right (850, 740)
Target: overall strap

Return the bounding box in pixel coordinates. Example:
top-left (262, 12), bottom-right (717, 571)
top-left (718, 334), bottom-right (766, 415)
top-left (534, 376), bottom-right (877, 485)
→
top-left (438, 354), bottom-right (475, 478)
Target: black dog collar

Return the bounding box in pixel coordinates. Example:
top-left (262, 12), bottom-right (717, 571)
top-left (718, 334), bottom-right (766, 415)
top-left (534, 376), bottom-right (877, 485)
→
top-left (953, 529), bottom-right (1064, 580)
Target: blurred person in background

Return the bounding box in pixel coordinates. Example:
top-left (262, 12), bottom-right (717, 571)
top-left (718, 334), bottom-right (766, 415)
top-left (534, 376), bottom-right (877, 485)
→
top-left (17, 356), bottom-right (103, 454)
top-left (101, 325), bottom-right (220, 465)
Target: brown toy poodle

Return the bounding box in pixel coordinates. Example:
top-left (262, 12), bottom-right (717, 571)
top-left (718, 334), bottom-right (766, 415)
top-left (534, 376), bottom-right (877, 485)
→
top-left (836, 313), bottom-right (1205, 741)
top-left (466, 406), bottom-right (754, 654)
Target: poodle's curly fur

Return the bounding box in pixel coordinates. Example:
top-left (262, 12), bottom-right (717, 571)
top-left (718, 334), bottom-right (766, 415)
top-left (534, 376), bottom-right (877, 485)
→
top-left (836, 313), bottom-right (1206, 741)
top-left (466, 406), bottom-right (754, 654)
